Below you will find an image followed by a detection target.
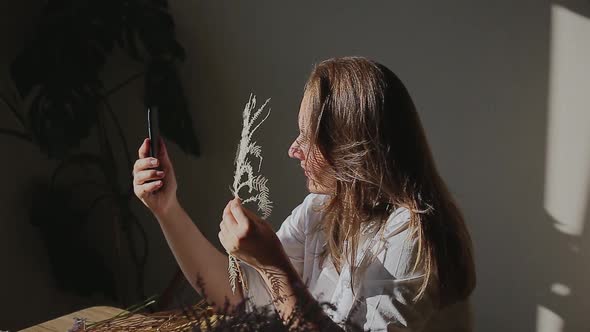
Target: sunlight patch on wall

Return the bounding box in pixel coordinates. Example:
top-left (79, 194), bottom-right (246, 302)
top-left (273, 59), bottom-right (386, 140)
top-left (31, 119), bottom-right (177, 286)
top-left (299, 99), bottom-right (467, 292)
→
top-left (544, 4), bottom-right (590, 236)
top-left (536, 305), bottom-right (564, 332)
top-left (550, 282), bottom-right (571, 297)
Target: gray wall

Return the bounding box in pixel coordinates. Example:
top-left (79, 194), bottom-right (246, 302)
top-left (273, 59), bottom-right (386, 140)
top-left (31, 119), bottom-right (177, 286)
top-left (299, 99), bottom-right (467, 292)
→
top-left (1, 0), bottom-right (589, 331)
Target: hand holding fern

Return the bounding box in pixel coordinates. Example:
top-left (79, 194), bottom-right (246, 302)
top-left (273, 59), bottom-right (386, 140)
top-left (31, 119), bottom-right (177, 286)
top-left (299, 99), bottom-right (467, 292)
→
top-left (219, 199), bottom-right (327, 327)
top-left (218, 198), bottom-right (287, 271)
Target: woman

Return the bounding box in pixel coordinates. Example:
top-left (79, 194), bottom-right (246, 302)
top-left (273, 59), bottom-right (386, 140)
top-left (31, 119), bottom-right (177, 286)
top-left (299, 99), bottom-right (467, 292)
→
top-left (133, 56), bottom-right (476, 331)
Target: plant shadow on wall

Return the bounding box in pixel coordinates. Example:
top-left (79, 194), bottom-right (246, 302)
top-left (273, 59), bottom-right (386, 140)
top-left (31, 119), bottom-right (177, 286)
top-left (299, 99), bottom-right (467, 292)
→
top-left (0, 0), bottom-right (199, 306)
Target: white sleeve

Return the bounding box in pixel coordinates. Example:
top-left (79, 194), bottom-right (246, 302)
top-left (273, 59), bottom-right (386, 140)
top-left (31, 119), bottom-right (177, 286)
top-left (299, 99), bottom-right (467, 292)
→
top-left (239, 194), bottom-right (317, 311)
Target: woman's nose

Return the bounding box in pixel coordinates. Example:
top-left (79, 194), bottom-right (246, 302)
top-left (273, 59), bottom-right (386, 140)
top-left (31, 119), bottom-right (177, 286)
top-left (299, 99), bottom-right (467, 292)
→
top-left (288, 141), bottom-right (304, 160)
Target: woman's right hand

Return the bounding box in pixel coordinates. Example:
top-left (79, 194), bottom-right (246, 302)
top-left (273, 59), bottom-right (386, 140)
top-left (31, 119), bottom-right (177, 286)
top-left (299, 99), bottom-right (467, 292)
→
top-left (133, 137), bottom-right (178, 217)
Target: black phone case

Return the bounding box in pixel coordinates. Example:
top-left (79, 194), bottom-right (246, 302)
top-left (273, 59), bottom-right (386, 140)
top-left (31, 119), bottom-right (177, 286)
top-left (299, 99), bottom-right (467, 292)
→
top-left (147, 107), bottom-right (160, 160)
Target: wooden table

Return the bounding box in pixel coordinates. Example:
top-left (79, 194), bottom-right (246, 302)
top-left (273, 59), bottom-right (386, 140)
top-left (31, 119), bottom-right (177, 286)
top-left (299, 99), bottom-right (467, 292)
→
top-left (20, 306), bottom-right (125, 332)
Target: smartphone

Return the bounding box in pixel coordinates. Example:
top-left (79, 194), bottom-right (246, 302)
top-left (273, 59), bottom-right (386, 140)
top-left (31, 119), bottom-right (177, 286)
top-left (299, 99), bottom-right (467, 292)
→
top-left (147, 106), bottom-right (160, 160)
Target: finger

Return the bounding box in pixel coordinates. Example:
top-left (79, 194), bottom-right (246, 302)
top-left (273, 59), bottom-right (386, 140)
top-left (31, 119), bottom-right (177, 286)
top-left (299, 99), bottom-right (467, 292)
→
top-left (134, 169), bottom-right (165, 185)
top-left (218, 227), bottom-right (235, 253)
top-left (138, 180), bottom-right (163, 196)
top-left (138, 138), bottom-right (150, 159)
top-left (218, 231), bottom-right (228, 250)
top-left (222, 201), bottom-right (231, 218)
top-left (223, 201), bottom-right (239, 226)
top-left (221, 216), bottom-right (242, 243)
top-left (220, 219), bottom-right (236, 241)
top-left (133, 157), bottom-right (159, 175)
top-left (230, 198), bottom-right (250, 226)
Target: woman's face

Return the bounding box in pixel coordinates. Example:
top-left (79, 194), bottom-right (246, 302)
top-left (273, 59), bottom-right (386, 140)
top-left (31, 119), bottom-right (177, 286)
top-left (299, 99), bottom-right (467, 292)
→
top-left (288, 94), bottom-right (334, 194)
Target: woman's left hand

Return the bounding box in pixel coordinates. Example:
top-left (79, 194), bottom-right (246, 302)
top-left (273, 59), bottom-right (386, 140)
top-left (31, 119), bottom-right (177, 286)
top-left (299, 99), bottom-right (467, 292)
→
top-left (218, 198), bottom-right (287, 270)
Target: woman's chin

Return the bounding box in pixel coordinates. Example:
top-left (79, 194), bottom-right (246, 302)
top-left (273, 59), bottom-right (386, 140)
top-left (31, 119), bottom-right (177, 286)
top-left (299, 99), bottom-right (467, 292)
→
top-left (304, 174), bottom-right (331, 194)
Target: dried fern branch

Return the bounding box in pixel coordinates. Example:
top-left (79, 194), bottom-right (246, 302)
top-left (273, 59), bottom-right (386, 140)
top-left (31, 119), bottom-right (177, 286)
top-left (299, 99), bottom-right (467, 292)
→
top-left (72, 300), bottom-right (219, 332)
top-left (228, 93), bottom-right (273, 294)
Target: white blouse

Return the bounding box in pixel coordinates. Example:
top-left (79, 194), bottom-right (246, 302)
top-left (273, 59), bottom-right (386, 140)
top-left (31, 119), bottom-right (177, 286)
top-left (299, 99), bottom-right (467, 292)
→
top-left (240, 193), bottom-right (473, 331)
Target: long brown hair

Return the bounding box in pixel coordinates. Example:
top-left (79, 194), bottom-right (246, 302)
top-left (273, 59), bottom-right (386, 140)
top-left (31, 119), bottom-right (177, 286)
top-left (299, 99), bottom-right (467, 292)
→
top-left (301, 56), bottom-right (475, 306)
